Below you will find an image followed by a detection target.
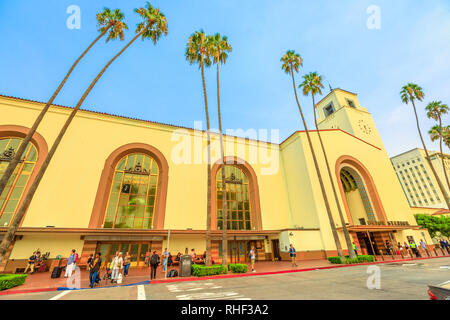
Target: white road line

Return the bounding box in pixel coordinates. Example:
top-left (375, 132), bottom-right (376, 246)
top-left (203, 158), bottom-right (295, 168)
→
top-left (137, 285), bottom-right (146, 300)
top-left (49, 290), bottom-right (72, 300)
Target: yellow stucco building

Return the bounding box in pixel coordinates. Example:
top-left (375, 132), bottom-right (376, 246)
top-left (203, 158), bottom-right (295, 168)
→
top-left (0, 88), bottom-right (433, 271)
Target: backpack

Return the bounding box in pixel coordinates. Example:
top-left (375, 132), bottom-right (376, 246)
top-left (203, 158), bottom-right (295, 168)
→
top-left (150, 254), bottom-right (159, 265)
top-left (168, 269), bottom-right (178, 278)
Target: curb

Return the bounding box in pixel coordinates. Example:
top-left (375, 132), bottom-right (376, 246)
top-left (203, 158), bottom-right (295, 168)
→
top-left (149, 255), bottom-right (450, 284)
top-left (1, 255), bottom-right (448, 295)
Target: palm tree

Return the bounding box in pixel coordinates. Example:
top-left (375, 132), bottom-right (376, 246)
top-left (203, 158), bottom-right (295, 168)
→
top-left (281, 51), bottom-right (345, 261)
top-left (207, 33), bottom-right (232, 266)
top-left (0, 8), bottom-right (127, 199)
top-left (299, 72), bottom-right (356, 259)
top-left (0, 2), bottom-right (168, 263)
top-left (429, 125), bottom-right (450, 191)
top-left (185, 30), bottom-right (213, 266)
top-left (400, 84), bottom-right (450, 209)
top-left (426, 101), bottom-right (450, 191)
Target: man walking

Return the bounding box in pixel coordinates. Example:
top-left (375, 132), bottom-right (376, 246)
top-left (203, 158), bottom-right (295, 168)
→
top-left (150, 251), bottom-right (160, 280)
top-left (409, 240), bottom-right (420, 258)
top-left (64, 249), bottom-right (78, 278)
top-left (89, 252), bottom-right (102, 288)
top-left (352, 242), bottom-right (359, 256)
top-left (289, 244), bottom-right (297, 267)
top-left (419, 239), bottom-right (427, 255)
top-left (110, 252), bottom-right (123, 284)
top-left (162, 248), bottom-right (169, 273)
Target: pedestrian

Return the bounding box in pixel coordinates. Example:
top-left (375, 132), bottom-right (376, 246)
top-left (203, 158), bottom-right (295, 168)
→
top-left (409, 241), bottom-right (420, 258)
top-left (86, 254), bottom-right (94, 271)
top-left (419, 239), bottom-right (427, 254)
top-left (249, 246), bottom-right (256, 272)
top-left (150, 250), bottom-right (160, 280)
top-left (123, 252), bottom-right (131, 277)
top-left (444, 239), bottom-right (450, 254)
top-left (145, 249), bottom-right (151, 267)
top-left (352, 242), bottom-right (359, 256)
top-left (89, 252), bottom-right (102, 288)
top-left (110, 252), bottom-right (123, 283)
top-left (385, 240), bottom-right (392, 255)
top-left (64, 249), bottom-right (78, 278)
top-left (289, 244), bottom-right (297, 267)
top-left (24, 251), bottom-right (37, 274)
top-left (168, 252), bottom-right (173, 267)
top-left (162, 248), bottom-right (169, 272)
top-left (396, 242), bottom-right (402, 256)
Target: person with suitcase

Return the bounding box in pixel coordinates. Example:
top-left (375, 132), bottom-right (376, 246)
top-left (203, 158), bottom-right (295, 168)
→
top-left (24, 252), bottom-right (37, 274)
top-left (89, 252), bottom-right (102, 288)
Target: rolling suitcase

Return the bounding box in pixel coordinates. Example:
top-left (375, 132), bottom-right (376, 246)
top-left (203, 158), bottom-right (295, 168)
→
top-left (51, 266), bottom-right (62, 278)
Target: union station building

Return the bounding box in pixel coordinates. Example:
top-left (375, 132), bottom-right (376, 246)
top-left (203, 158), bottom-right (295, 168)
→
top-left (0, 89), bottom-right (433, 271)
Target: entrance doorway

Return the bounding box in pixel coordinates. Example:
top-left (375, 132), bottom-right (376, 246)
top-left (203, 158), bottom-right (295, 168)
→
top-left (217, 239), bottom-right (265, 263)
top-left (96, 242), bottom-right (152, 268)
top-left (271, 239), bottom-right (281, 261)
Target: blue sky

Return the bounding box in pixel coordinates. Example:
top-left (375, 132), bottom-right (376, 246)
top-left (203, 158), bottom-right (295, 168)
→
top-left (0, 0), bottom-right (449, 156)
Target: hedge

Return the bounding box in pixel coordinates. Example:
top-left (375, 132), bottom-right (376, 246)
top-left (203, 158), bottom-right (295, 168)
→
top-left (0, 274), bottom-right (27, 291)
top-left (328, 255), bottom-right (375, 264)
top-left (228, 264), bottom-right (248, 273)
top-left (191, 264), bottom-right (228, 277)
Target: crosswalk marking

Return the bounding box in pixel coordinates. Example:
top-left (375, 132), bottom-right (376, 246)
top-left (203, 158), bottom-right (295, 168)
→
top-left (137, 285), bottom-right (146, 300)
top-left (49, 290), bottom-right (72, 300)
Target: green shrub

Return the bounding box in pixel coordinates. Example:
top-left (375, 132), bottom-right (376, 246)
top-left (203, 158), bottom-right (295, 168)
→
top-left (356, 255), bottom-right (375, 263)
top-left (191, 264), bottom-right (228, 277)
top-left (328, 256), bottom-right (343, 264)
top-left (0, 274), bottom-right (27, 291)
top-left (228, 264), bottom-right (248, 273)
top-left (328, 255), bottom-right (375, 264)
top-left (345, 257), bottom-right (359, 264)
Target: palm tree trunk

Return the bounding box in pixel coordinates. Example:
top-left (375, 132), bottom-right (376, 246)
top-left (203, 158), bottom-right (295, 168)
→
top-left (0, 26), bottom-right (111, 198)
top-left (439, 116), bottom-right (450, 192)
top-left (216, 59), bottom-right (228, 266)
top-left (290, 68), bottom-right (345, 261)
top-left (311, 93), bottom-right (356, 259)
top-left (411, 101), bottom-right (450, 209)
top-left (200, 51), bottom-right (212, 266)
top-left (0, 29), bottom-right (144, 264)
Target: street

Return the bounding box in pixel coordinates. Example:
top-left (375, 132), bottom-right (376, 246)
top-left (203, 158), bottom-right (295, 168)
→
top-left (2, 258), bottom-right (449, 300)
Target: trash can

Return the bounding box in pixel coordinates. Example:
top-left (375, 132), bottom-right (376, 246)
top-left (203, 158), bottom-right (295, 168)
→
top-left (180, 255), bottom-right (192, 277)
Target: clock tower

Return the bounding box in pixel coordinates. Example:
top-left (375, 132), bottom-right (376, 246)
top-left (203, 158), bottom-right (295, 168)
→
top-left (315, 88), bottom-right (385, 150)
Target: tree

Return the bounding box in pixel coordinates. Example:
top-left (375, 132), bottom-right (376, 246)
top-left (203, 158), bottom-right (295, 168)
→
top-left (400, 84), bottom-right (450, 209)
top-left (426, 101), bottom-right (450, 191)
top-left (0, 2), bottom-right (168, 264)
top-left (0, 8), bottom-right (128, 200)
top-left (299, 72), bottom-right (356, 259)
top-left (207, 33), bottom-right (232, 266)
top-left (185, 30), bottom-right (213, 265)
top-left (281, 51), bottom-right (345, 261)
top-left (414, 214), bottom-right (450, 238)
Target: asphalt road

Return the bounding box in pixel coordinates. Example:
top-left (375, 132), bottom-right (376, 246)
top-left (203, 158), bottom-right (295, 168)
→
top-left (2, 257), bottom-right (449, 300)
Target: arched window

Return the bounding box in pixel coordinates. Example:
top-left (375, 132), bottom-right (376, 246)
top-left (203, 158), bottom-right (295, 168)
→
top-left (0, 137), bottom-right (37, 226)
top-left (216, 165), bottom-right (252, 230)
top-left (103, 153), bottom-right (159, 229)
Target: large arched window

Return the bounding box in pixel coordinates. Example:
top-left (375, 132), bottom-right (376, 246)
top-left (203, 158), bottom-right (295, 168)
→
top-left (0, 137), bottom-right (37, 226)
top-left (103, 153), bottom-right (159, 229)
top-left (216, 165), bottom-right (252, 230)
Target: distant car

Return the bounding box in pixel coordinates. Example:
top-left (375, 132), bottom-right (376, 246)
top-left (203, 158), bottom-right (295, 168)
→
top-left (427, 281), bottom-right (450, 300)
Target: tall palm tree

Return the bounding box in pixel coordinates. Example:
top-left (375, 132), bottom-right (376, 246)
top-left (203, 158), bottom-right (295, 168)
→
top-left (0, 8), bottom-right (127, 199)
top-left (429, 125), bottom-right (450, 191)
top-left (207, 33), bottom-right (232, 266)
top-left (185, 30), bottom-right (213, 266)
top-left (281, 51), bottom-right (345, 261)
top-left (426, 101), bottom-right (450, 191)
top-left (299, 72), bottom-right (356, 259)
top-left (0, 2), bottom-right (168, 263)
top-left (400, 84), bottom-right (450, 209)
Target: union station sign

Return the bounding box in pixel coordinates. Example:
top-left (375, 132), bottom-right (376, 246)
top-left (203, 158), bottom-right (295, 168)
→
top-left (366, 220), bottom-right (410, 226)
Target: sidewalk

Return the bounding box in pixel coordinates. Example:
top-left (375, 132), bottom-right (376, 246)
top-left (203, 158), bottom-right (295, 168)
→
top-left (1, 253), bottom-right (449, 295)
